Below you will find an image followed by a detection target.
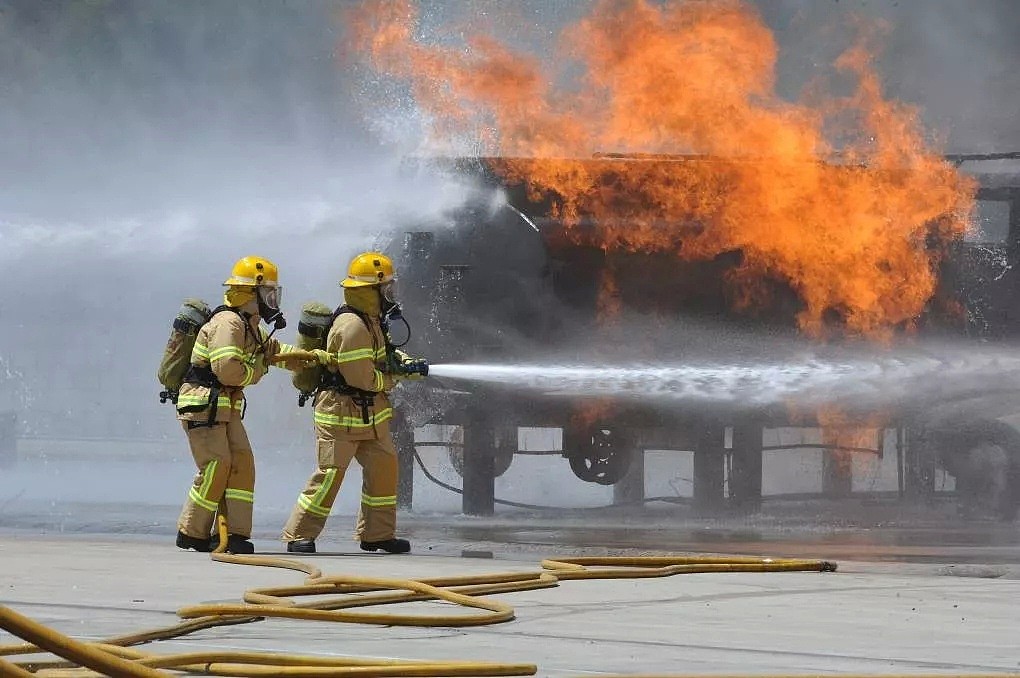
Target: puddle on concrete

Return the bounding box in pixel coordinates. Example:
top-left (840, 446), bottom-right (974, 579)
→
top-left (418, 520), bottom-right (1020, 565)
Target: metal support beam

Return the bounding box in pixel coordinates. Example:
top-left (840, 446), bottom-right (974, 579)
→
top-left (392, 411), bottom-right (415, 511)
top-left (729, 425), bottom-right (763, 512)
top-left (822, 449), bottom-right (853, 497)
top-left (613, 450), bottom-right (645, 505)
top-left (693, 426), bottom-right (725, 513)
top-left (904, 426), bottom-right (936, 500)
top-left (433, 265), bottom-right (473, 363)
top-left (896, 427), bottom-right (906, 498)
top-left (462, 406), bottom-right (496, 516)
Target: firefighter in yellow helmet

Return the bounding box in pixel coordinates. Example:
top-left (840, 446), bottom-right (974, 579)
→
top-left (282, 252), bottom-right (424, 554)
top-left (176, 256), bottom-right (315, 554)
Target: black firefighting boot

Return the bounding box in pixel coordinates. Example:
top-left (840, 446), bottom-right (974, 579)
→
top-left (360, 538), bottom-right (410, 554)
top-left (176, 531), bottom-right (212, 552)
top-left (287, 539), bottom-right (316, 554)
top-left (226, 534), bottom-right (253, 554)
top-left (212, 530), bottom-right (253, 554)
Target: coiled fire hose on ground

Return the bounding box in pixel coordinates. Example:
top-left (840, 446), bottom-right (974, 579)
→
top-left (2, 539), bottom-right (1016, 678)
top-left (0, 518), bottom-right (966, 677)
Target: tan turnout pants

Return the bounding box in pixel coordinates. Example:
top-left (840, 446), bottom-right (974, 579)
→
top-left (177, 419), bottom-right (256, 539)
top-left (282, 422), bottom-right (398, 543)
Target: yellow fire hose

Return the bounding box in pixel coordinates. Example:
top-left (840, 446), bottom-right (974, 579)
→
top-left (0, 521), bottom-right (1005, 678)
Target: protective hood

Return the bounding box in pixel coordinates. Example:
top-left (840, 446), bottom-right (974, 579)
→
top-left (224, 287), bottom-right (257, 310)
top-left (343, 285), bottom-right (382, 317)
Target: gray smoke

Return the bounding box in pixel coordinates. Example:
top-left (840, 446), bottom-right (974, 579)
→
top-left (758, 0), bottom-right (1020, 154)
top-left (0, 1), bottom-right (472, 442)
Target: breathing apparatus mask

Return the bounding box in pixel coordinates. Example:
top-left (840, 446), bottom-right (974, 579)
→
top-left (256, 285), bottom-right (287, 331)
top-left (379, 280), bottom-right (399, 316)
top-left (378, 279), bottom-right (412, 349)
top-left (379, 289), bottom-right (427, 378)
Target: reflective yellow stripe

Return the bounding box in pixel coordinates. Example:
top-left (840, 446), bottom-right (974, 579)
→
top-left (239, 363), bottom-right (255, 387)
top-left (189, 460), bottom-right (219, 511)
top-left (361, 493), bottom-right (396, 508)
top-left (313, 468), bottom-right (337, 506)
top-left (374, 347), bottom-right (387, 360)
top-left (298, 493), bottom-right (331, 518)
top-left (199, 459), bottom-right (218, 497)
top-left (305, 467), bottom-right (338, 517)
top-left (336, 348), bottom-right (375, 363)
top-left (373, 370), bottom-right (384, 392)
top-left (278, 343), bottom-right (295, 354)
top-left (192, 343), bottom-right (211, 360)
top-left (313, 411), bottom-right (337, 426)
top-left (188, 487), bottom-right (218, 511)
top-left (313, 408), bottom-right (393, 428)
top-left (178, 395), bottom-right (238, 411)
top-left (209, 346), bottom-right (245, 361)
top-left (224, 488), bottom-right (254, 503)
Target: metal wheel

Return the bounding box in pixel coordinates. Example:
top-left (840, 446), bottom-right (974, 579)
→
top-left (447, 425), bottom-right (516, 478)
top-left (563, 425), bottom-right (632, 486)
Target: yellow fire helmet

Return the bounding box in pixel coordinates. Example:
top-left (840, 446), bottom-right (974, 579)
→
top-left (223, 256), bottom-right (280, 288)
top-left (341, 252), bottom-right (395, 288)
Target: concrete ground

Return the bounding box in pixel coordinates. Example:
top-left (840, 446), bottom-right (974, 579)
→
top-left (2, 533), bottom-right (1020, 676)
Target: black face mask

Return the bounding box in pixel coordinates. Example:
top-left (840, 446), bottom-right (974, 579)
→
top-left (261, 306), bottom-right (287, 331)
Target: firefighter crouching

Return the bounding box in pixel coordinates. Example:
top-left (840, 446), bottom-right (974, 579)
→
top-left (176, 256), bottom-right (316, 554)
top-left (282, 252), bottom-right (425, 554)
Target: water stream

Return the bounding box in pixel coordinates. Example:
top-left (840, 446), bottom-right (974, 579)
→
top-left (429, 347), bottom-right (1020, 410)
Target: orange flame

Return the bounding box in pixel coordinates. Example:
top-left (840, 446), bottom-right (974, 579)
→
top-left (596, 265), bottom-right (622, 324)
top-left (570, 398), bottom-right (615, 431)
top-left (348, 0), bottom-right (975, 338)
top-left (817, 407), bottom-right (887, 487)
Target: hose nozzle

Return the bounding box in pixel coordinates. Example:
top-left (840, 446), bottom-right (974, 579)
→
top-left (399, 358), bottom-right (429, 377)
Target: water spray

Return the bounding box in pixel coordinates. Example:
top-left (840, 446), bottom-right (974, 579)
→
top-left (428, 348), bottom-right (1020, 410)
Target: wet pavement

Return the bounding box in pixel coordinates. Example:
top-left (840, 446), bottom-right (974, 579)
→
top-left (419, 512), bottom-right (1020, 567)
top-left (4, 496), bottom-right (1020, 569)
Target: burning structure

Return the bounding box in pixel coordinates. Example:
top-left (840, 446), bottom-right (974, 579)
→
top-left (348, 0), bottom-right (1020, 517)
top-left (385, 154), bottom-right (1020, 518)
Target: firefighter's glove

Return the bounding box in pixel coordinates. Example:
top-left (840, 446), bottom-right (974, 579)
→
top-left (251, 353), bottom-right (268, 377)
top-left (274, 350), bottom-right (320, 370)
top-left (311, 349), bottom-right (337, 367)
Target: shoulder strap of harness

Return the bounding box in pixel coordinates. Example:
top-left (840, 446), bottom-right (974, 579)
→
top-left (331, 304), bottom-right (370, 327)
top-left (178, 305), bottom-right (249, 425)
top-left (314, 305), bottom-right (380, 403)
